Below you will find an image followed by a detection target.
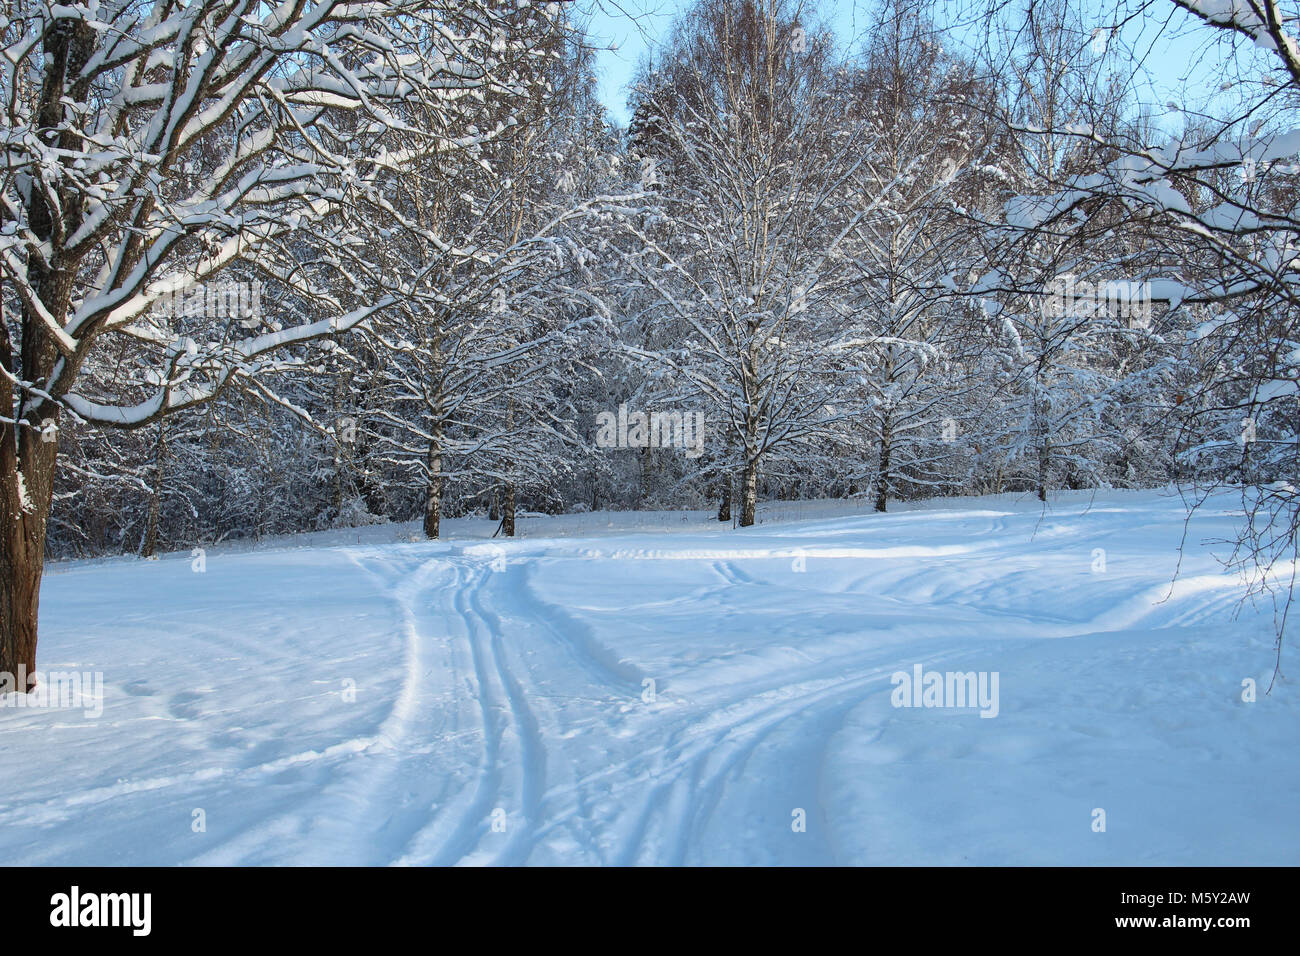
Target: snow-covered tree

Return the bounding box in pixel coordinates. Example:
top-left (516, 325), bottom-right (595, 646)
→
top-left (0, 0), bottom-right (569, 686)
top-left (623, 0), bottom-right (882, 526)
top-left (987, 0), bottom-right (1300, 672)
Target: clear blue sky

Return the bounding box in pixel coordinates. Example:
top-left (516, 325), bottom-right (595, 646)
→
top-left (579, 0), bottom-right (1246, 131)
top-left (581, 0), bottom-right (880, 126)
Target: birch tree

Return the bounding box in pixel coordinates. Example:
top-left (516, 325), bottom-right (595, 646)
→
top-left (624, 0), bottom-right (879, 526)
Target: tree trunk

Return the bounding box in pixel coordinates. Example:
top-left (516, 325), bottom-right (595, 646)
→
top-left (717, 473), bottom-right (732, 522)
top-left (502, 483), bottom-right (516, 537)
top-left (738, 402), bottom-right (760, 527)
top-left (502, 397), bottom-right (516, 536)
top-left (1034, 377), bottom-right (1050, 502)
top-left (141, 423), bottom-right (167, 557)
top-left (1037, 440), bottom-right (1050, 503)
top-left (639, 443), bottom-right (651, 506)
top-left (740, 456), bottom-right (758, 527)
top-left (1, 12), bottom-right (90, 691)
top-left (0, 430), bottom-right (58, 694)
top-left (875, 418), bottom-right (893, 513)
top-left (329, 374), bottom-right (344, 520)
top-left (422, 425), bottom-right (443, 539)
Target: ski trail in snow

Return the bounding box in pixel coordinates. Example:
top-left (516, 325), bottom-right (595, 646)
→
top-left (465, 574), bottom-right (548, 864)
top-left (13, 491), bottom-right (1292, 866)
top-left (605, 652), bottom-right (975, 864)
top-left (446, 551), bottom-right (989, 864)
top-left (394, 552), bottom-right (924, 864)
top-left (404, 562), bottom-right (548, 866)
top-left (185, 551), bottom-right (473, 865)
top-left (385, 542), bottom-right (1243, 865)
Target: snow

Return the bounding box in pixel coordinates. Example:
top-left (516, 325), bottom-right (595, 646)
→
top-left (14, 472), bottom-right (31, 514)
top-left (1, 487), bottom-right (1296, 865)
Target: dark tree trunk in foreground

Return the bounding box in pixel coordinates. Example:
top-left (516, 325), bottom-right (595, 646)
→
top-left (1, 17), bottom-right (86, 692)
top-left (0, 420), bottom-right (59, 694)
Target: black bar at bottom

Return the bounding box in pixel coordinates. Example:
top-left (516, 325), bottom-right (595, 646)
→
top-left (1, 865), bottom-right (1284, 942)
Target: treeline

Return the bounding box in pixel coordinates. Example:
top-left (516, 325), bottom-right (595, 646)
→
top-left (42, 0), bottom-right (1299, 558)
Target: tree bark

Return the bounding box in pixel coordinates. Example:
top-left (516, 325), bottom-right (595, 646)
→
top-left (717, 473), bottom-right (732, 522)
top-left (0, 429), bottom-right (58, 694)
top-left (141, 423), bottom-right (167, 557)
top-left (502, 483), bottom-right (516, 537)
top-left (875, 417), bottom-right (893, 513)
top-left (639, 443), bottom-right (651, 506)
top-left (739, 402), bottom-right (760, 527)
top-left (422, 423), bottom-right (443, 539)
top-left (1037, 440), bottom-right (1050, 502)
top-left (1034, 376), bottom-right (1050, 502)
top-left (740, 456), bottom-right (758, 527)
top-left (502, 398), bottom-right (516, 536)
top-left (1, 16), bottom-right (94, 688)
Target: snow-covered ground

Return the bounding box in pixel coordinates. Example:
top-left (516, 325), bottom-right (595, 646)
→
top-left (1, 487), bottom-right (1296, 865)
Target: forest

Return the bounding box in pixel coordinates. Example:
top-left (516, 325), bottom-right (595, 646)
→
top-left (2, 0), bottom-right (1298, 686)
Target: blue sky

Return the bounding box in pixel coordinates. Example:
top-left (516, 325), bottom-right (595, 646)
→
top-left (579, 0), bottom-right (1246, 131)
top-left (582, 0), bottom-right (881, 125)
top-left (581, 0), bottom-right (675, 126)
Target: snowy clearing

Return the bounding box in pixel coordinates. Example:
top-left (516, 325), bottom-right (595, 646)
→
top-left (1, 488), bottom-right (1295, 866)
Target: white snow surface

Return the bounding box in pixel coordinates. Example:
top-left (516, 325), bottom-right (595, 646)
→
top-left (1, 488), bottom-right (1296, 865)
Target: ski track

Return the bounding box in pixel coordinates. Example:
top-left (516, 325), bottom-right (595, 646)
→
top-left (3, 491), bottom-right (1283, 866)
top-left (196, 547), bottom-right (963, 865)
